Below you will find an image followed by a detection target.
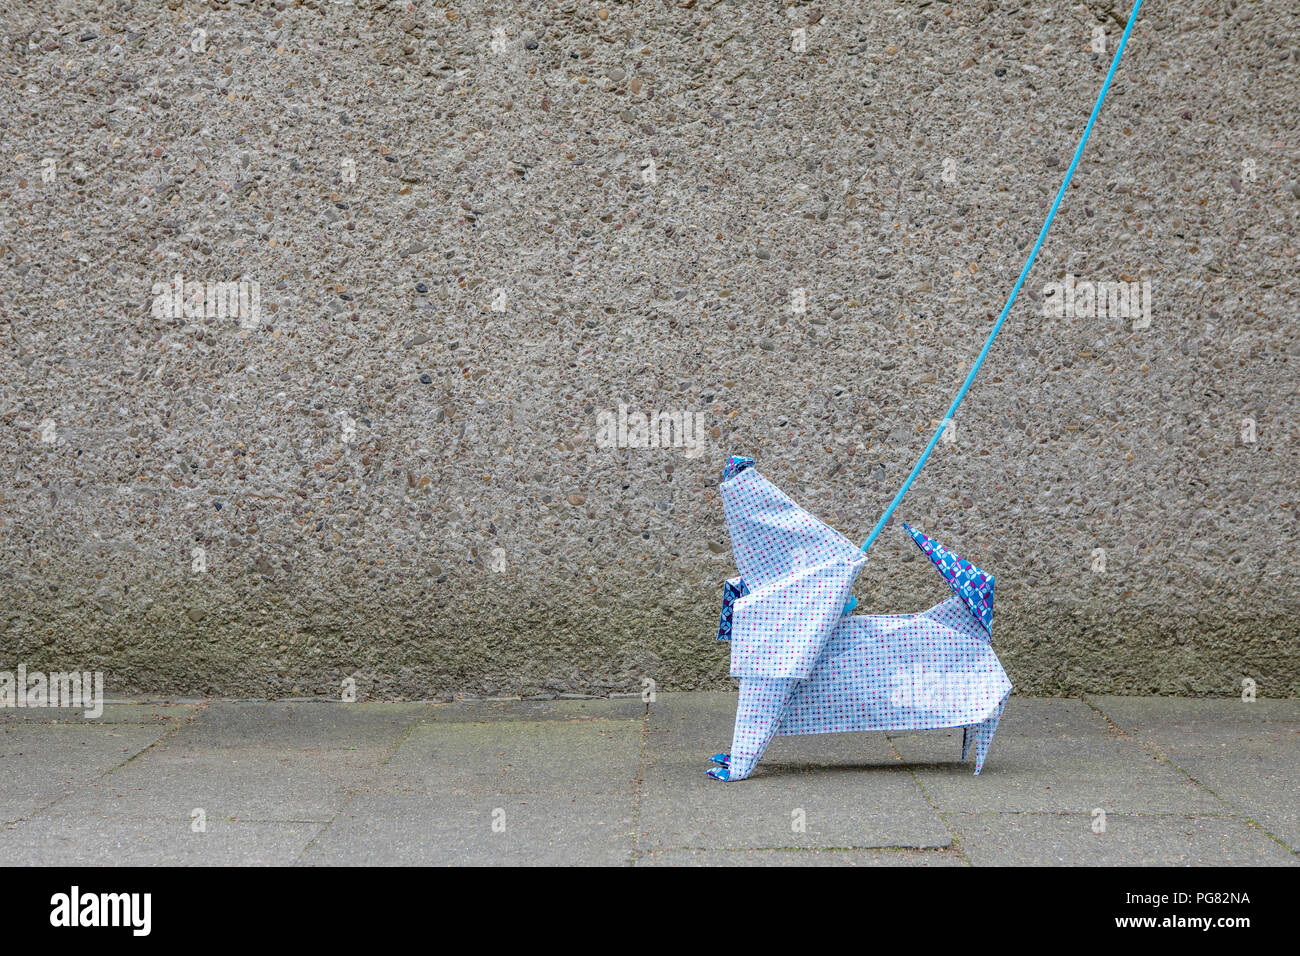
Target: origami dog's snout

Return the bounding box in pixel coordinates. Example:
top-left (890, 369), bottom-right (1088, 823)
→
top-left (709, 456), bottom-right (1012, 782)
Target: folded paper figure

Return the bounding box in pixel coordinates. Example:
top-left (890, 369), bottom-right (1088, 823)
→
top-left (709, 456), bottom-right (1011, 781)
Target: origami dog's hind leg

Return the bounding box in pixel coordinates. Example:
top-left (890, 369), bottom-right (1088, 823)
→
top-left (969, 691), bottom-right (1010, 775)
top-left (713, 676), bottom-right (799, 781)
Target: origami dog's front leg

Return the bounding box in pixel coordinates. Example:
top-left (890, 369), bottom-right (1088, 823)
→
top-left (710, 459), bottom-right (867, 781)
top-left (708, 677), bottom-right (801, 781)
top-left (712, 552), bottom-right (865, 781)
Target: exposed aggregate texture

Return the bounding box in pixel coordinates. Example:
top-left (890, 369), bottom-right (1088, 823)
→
top-left (1, 0), bottom-right (1296, 698)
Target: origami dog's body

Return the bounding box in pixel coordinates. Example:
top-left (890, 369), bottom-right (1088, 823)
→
top-left (710, 457), bottom-right (1011, 781)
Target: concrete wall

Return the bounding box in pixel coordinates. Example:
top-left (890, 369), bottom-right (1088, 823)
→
top-left (3, 0), bottom-right (1297, 700)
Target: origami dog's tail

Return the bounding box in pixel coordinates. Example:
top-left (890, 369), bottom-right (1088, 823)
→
top-left (904, 523), bottom-right (1005, 774)
top-left (902, 522), bottom-right (994, 637)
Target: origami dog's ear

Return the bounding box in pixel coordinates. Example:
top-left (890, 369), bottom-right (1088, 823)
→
top-left (715, 577), bottom-right (748, 642)
top-left (902, 522), bottom-right (994, 635)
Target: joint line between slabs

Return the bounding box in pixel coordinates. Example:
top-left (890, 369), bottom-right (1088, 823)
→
top-left (2, 705), bottom-right (198, 828)
top-left (628, 704), bottom-right (650, 866)
top-left (884, 731), bottom-right (972, 867)
top-left (293, 713), bottom-right (423, 863)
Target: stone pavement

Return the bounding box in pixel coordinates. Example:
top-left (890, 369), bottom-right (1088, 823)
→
top-left (1, 694), bottom-right (1295, 866)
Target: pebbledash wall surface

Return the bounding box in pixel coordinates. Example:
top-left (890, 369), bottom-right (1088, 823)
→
top-left (2, 2), bottom-right (1296, 700)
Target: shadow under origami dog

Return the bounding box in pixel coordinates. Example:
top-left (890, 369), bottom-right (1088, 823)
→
top-left (709, 456), bottom-right (1012, 782)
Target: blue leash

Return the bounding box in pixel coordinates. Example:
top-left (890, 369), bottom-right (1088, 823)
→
top-left (858, 0), bottom-right (1144, 556)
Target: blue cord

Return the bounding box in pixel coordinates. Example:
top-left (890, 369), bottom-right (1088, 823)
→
top-left (859, 0), bottom-right (1144, 554)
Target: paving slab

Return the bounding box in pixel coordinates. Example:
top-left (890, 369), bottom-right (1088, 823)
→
top-left (0, 703), bottom-right (199, 725)
top-left (300, 790), bottom-right (635, 865)
top-left (380, 718), bottom-right (642, 795)
top-left (1088, 696), bottom-right (1300, 851)
top-left (38, 703), bottom-right (424, 824)
top-left (300, 716), bottom-right (644, 864)
top-left (638, 693), bottom-right (951, 850)
top-left (949, 812), bottom-right (1299, 866)
top-left (0, 723), bottom-right (172, 824)
top-left (175, 701), bottom-right (428, 749)
top-left (0, 814), bottom-right (321, 866)
top-left (888, 699), bottom-right (1226, 814)
top-left (41, 746), bottom-right (381, 823)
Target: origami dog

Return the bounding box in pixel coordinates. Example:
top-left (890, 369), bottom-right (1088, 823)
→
top-left (709, 456), bottom-right (1012, 781)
